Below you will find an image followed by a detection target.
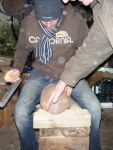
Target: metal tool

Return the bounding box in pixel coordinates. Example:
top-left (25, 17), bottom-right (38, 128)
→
top-left (0, 78), bottom-right (22, 108)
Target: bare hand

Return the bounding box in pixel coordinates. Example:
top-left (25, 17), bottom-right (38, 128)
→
top-left (62, 0), bottom-right (69, 3)
top-left (4, 69), bottom-right (20, 83)
top-left (46, 80), bottom-right (67, 110)
top-left (64, 85), bottom-right (72, 96)
top-left (62, 0), bottom-right (76, 3)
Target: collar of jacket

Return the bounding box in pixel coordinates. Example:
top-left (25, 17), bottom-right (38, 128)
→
top-left (91, 0), bottom-right (101, 8)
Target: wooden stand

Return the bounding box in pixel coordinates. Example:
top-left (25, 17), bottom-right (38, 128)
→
top-left (33, 103), bottom-right (91, 150)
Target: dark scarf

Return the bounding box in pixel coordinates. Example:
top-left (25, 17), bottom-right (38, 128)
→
top-left (36, 16), bottom-right (62, 64)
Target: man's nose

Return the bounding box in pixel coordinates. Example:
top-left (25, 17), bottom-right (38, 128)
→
top-left (45, 21), bottom-right (52, 28)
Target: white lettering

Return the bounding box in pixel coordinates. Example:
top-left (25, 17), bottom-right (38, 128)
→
top-left (29, 36), bottom-right (35, 43)
top-left (56, 38), bottom-right (61, 44)
top-left (60, 38), bottom-right (66, 44)
top-left (67, 37), bottom-right (72, 43)
top-left (50, 38), bottom-right (55, 44)
top-left (29, 36), bottom-right (73, 44)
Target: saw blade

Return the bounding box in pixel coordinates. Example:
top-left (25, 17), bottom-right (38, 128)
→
top-left (0, 78), bottom-right (22, 108)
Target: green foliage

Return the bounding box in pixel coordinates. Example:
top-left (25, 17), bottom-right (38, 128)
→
top-left (0, 22), bottom-right (20, 56)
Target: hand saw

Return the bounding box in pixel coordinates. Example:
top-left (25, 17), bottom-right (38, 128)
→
top-left (0, 78), bottom-right (22, 108)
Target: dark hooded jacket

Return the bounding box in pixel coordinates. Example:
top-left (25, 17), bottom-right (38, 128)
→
top-left (61, 0), bottom-right (113, 86)
top-left (13, 4), bottom-right (88, 78)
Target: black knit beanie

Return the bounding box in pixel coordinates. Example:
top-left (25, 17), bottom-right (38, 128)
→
top-left (34, 0), bottom-right (64, 21)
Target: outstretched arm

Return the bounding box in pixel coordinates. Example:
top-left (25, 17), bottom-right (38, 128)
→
top-left (46, 80), bottom-right (66, 110)
top-left (46, 81), bottom-right (72, 110)
top-left (47, 17), bottom-right (113, 110)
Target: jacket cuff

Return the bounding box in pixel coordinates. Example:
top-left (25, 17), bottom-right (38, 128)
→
top-left (13, 64), bottom-right (24, 74)
top-left (60, 71), bottom-right (78, 87)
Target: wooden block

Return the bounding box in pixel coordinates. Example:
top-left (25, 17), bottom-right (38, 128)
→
top-left (0, 84), bottom-right (10, 95)
top-left (0, 104), bottom-right (15, 126)
top-left (33, 104), bottom-right (91, 128)
top-left (0, 78), bottom-right (6, 85)
top-left (0, 72), bottom-right (5, 78)
top-left (0, 56), bottom-right (13, 62)
top-left (60, 127), bottom-right (90, 137)
top-left (40, 127), bottom-right (90, 137)
top-left (0, 61), bottom-right (11, 66)
top-left (0, 93), bottom-right (18, 106)
top-left (11, 95), bottom-right (18, 101)
top-left (39, 136), bottom-right (89, 150)
top-left (0, 66), bottom-right (11, 73)
top-left (35, 103), bottom-right (91, 150)
top-left (0, 56), bottom-right (8, 61)
top-left (0, 84), bottom-right (10, 89)
top-left (21, 72), bottom-right (30, 77)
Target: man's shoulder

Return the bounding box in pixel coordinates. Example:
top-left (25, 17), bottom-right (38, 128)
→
top-left (65, 4), bottom-right (85, 23)
top-left (74, 11), bottom-right (84, 20)
top-left (72, 11), bottom-right (86, 25)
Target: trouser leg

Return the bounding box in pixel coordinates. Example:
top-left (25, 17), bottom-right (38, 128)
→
top-left (13, 69), bottom-right (58, 150)
top-left (71, 79), bottom-right (101, 150)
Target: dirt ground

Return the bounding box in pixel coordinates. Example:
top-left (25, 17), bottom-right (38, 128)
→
top-left (0, 108), bottom-right (113, 150)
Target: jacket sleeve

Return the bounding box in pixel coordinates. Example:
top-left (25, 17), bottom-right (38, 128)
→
top-left (75, 14), bottom-right (89, 49)
top-left (60, 19), bottom-right (113, 87)
top-left (13, 17), bottom-right (32, 73)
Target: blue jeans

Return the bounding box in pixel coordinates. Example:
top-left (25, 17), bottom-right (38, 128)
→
top-left (13, 69), bottom-right (101, 150)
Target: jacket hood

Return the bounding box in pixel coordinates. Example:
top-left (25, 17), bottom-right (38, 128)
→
top-left (62, 4), bottom-right (75, 23)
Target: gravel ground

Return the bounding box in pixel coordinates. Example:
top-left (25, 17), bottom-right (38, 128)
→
top-left (0, 108), bottom-right (113, 150)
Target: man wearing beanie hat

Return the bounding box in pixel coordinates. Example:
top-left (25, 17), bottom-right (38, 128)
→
top-left (4, 0), bottom-right (100, 150)
top-left (34, 0), bottom-right (63, 22)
